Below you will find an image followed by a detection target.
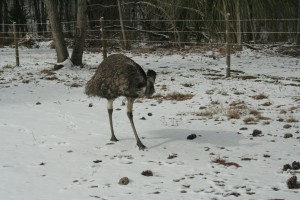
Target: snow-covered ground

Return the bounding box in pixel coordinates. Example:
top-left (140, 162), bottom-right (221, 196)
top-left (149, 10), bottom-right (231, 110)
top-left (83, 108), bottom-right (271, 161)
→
top-left (0, 45), bottom-right (299, 200)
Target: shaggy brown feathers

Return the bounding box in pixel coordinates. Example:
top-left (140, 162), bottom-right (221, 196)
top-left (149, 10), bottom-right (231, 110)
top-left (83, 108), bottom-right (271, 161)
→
top-left (85, 54), bottom-right (154, 99)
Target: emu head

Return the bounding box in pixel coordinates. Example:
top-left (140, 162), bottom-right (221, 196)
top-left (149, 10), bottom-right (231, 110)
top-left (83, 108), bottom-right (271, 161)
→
top-left (145, 69), bottom-right (156, 97)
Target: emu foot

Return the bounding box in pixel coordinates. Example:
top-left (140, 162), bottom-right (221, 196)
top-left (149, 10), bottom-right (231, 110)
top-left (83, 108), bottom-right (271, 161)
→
top-left (138, 143), bottom-right (146, 150)
top-left (110, 136), bottom-right (119, 142)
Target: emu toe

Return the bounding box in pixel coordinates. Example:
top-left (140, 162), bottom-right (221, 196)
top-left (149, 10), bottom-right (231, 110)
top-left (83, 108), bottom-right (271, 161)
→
top-left (138, 143), bottom-right (146, 150)
top-left (110, 136), bottom-right (119, 142)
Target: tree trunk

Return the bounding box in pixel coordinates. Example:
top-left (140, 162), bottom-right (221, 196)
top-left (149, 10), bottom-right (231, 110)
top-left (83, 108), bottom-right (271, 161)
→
top-left (33, 0), bottom-right (43, 35)
top-left (63, 0), bottom-right (73, 38)
top-left (3, 0), bottom-right (9, 36)
top-left (41, 1), bottom-right (47, 36)
top-left (235, 0), bottom-right (242, 49)
top-left (297, 0), bottom-right (300, 45)
top-left (246, 1), bottom-right (256, 43)
top-left (11, 0), bottom-right (27, 35)
top-left (70, 0), bottom-right (87, 66)
top-left (223, 0), bottom-right (231, 78)
top-left (117, 0), bottom-right (130, 50)
top-left (0, 0), bottom-right (3, 33)
top-left (44, 0), bottom-right (69, 63)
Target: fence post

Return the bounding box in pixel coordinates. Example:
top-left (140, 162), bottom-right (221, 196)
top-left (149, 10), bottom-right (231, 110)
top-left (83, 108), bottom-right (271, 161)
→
top-left (100, 17), bottom-right (107, 59)
top-left (13, 22), bottom-right (20, 66)
top-left (224, 12), bottom-right (231, 78)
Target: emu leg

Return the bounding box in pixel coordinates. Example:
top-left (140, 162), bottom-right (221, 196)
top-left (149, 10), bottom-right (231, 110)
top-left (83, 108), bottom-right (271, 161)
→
top-left (127, 98), bottom-right (146, 150)
top-left (107, 100), bottom-right (118, 142)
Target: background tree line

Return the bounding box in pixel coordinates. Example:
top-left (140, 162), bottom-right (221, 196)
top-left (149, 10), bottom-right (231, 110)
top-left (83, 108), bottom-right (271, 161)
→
top-left (0, 0), bottom-right (299, 65)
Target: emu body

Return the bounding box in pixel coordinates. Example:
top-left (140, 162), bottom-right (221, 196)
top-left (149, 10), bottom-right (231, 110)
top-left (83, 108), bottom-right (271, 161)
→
top-left (85, 54), bottom-right (156, 150)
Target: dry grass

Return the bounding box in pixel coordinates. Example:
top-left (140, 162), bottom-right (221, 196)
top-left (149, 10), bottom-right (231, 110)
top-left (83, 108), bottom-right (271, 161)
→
top-left (249, 109), bottom-right (261, 116)
top-left (261, 102), bottom-right (272, 106)
top-left (229, 100), bottom-right (247, 109)
top-left (257, 115), bottom-right (271, 120)
top-left (251, 93), bottom-right (268, 100)
top-left (181, 82), bottom-right (194, 87)
top-left (212, 158), bottom-right (241, 168)
top-left (3, 64), bottom-right (14, 69)
top-left (211, 100), bottom-right (220, 105)
top-left (205, 89), bottom-right (215, 95)
top-left (44, 76), bottom-right (59, 81)
top-left (279, 109), bottom-right (287, 114)
top-left (241, 157), bottom-right (257, 161)
top-left (193, 110), bottom-right (215, 118)
top-left (286, 116), bottom-right (299, 123)
top-left (151, 92), bottom-right (194, 101)
top-left (218, 91), bottom-right (229, 96)
top-left (41, 69), bottom-right (56, 76)
top-left (249, 109), bottom-right (271, 121)
top-left (160, 70), bottom-right (171, 75)
top-left (193, 104), bottom-right (223, 119)
top-left (288, 106), bottom-right (298, 112)
top-left (238, 75), bottom-right (258, 80)
top-left (66, 83), bottom-right (82, 88)
top-left (227, 109), bottom-right (242, 119)
top-left (243, 117), bottom-right (257, 124)
top-left (292, 96), bottom-right (300, 102)
top-left (227, 100), bottom-right (248, 119)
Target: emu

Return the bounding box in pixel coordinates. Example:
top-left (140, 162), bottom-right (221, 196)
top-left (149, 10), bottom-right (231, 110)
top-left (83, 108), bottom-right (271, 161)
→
top-left (85, 54), bottom-right (157, 150)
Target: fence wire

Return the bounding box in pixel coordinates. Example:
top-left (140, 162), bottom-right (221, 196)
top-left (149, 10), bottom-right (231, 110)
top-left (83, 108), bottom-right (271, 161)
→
top-left (1, 18), bottom-right (299, 49)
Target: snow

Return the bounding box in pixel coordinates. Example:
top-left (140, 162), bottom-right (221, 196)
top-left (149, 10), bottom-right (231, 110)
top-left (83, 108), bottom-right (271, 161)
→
top-left (0, 45), bottom-right (299, 200)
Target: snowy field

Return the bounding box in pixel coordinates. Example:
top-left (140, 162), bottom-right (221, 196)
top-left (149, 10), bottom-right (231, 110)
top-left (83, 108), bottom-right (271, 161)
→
top-left (0, 45), bottom-right (299, 200)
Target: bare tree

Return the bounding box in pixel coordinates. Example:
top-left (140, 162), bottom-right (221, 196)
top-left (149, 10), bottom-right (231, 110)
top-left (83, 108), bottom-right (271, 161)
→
top-left (10, 0), bottom-right (27, 35)
top-left (297, 0), bottom-right (300, 45)
top-left (2, 0), bottom-right (9, 36)
top-left (70, 0), bottom-right (87, 66)
top-left (235, 0), bottom-right (241, 48)
top-left (33, 0), bottom-right (43, 35)
top-left (0, 0), bottom-right (3, 33)
top-left (44, 0), bottom-right (69, 63)
top-left (223, 0), bottom-right (231, 78)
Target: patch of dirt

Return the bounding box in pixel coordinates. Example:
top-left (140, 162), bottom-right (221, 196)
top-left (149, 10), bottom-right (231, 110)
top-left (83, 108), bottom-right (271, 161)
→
top-left (236, 75), bottom-right (258, 80)
top-left (41, 69), bottom-right (56, 76)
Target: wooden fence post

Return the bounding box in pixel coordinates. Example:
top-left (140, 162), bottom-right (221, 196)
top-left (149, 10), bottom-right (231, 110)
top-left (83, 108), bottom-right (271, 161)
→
top-left (13, 22), bottom-right (20, 66)
top-left (100, 17), bottom-right (107, 59)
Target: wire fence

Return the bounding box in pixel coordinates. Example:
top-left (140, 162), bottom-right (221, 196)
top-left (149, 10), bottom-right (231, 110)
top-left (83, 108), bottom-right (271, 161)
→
top-left (0, 18), bottom-right (299, 51)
